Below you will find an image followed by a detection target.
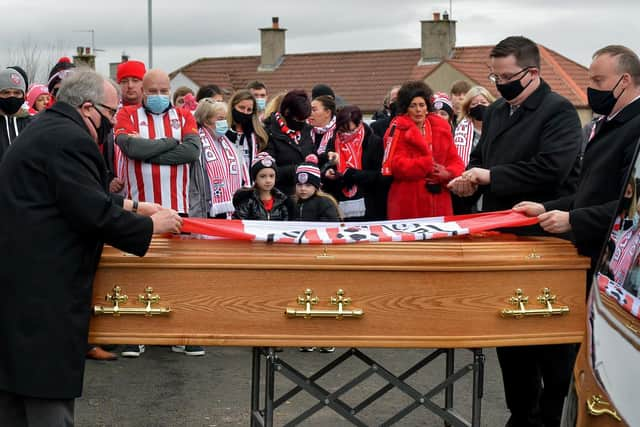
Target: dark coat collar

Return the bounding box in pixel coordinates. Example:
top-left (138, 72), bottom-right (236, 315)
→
top-left (609, 96), bottom-right (640, 125)
top-left (48, 101), bottom-right (92, 136)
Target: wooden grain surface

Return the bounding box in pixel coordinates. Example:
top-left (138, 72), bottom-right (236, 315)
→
top-left (90, 235), bottom-right (589, 347)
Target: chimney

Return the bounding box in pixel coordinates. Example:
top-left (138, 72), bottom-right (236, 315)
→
top-left (258, 17), bottom-right (286, 72)
top-left (73, 46), bottom-right (96, 69)
top-left (419, 12), bottom-right (456, 64)
top-left (109, 52), bottom-right (130, 81)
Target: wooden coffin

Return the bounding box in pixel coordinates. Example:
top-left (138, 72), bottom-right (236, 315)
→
top-left (89, 234), bottom-right (590, 348)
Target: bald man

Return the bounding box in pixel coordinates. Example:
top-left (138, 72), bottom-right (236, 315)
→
top-left (115, 69), bottom-right (200, 214)
top-left (114, 69), bottom-right (202, 358)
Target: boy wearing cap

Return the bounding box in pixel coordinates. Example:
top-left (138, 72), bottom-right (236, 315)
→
top-left (0, 68), bottom-right (32, 160)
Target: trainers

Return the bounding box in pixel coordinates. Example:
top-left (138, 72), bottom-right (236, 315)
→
top-left (318, 347), bottom-right (335, 353)
top-left (298, 347), bottom-right (316, 352)
top-left (121, 344), bottom-right (145, 357)
top-left (171, 345), bottom-right (205, 356)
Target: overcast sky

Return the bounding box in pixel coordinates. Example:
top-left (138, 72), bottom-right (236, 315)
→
top-left (2, 0), bottom-right (639, 83)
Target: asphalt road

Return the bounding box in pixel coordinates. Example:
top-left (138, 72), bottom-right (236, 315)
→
top-left (77, 346), bottom-right (509, 426)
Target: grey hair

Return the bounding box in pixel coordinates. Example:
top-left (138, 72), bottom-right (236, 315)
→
top-left (56, 69), bottom-right (105, 107)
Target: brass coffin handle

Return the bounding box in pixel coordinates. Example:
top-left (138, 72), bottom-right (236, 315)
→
top-left (94, 286), bottom-right (171, 317)
top-left (587, 395), bottom-right (622, 421)
top-left (500, 288), bottom-right (569, 318)
top-left (285, 289), bottom-right (364, 319)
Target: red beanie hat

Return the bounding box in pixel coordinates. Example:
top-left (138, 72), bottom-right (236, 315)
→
top-left (116, 60), bottom-right (146, 83)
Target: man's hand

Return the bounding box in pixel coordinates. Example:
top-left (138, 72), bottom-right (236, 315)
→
top-left (462, 167), bottom-right (491, 185)
top-left (512, 201), bottom-right (546, 217)
top-left (109, 177), bottom-right (124, 193)
top-left (151, 209), bottom-right (183, 234)
top-left (137, 202), bottom-right (163, 217)
top-left (447, 176), bottom-right (478, 197)
top-left (538, 210), bottom-right (571, 234)
top-left (324, 169), bottom-right (338, 180)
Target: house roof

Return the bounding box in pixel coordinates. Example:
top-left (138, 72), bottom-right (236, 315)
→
top-left (170, 44), bottom-right (589, 112)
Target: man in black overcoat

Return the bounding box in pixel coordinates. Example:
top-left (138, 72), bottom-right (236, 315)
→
top-left (0, 70), bottom-right (182, 426)
top-left (448, 37), bottom-right (583, 427)
top-left (516, 45), bottom-right (640, 271)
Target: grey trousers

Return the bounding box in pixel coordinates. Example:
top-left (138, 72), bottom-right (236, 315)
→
top-left (0, 390), bottom-right (74, 427)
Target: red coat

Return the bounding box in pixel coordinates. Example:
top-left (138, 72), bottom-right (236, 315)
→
top-left (386, 114), bottom-right (464, 219)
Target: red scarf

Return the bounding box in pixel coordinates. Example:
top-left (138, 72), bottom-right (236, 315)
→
top-left (274, 112), bottom-right (301, 144)
top-left (335, 123), bottom-right (365, 198)
top-left (310, 116), bottom-right (336, 154)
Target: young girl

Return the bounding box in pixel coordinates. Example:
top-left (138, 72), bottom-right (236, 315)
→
top-left (294, 155), bottom-right (341, 222)
top-left (233, 153), bottom-right (290, 220)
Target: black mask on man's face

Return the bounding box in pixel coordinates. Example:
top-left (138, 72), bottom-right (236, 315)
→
top-left (389, 101), bottom-right (398, 117)
top-left (88, 107), bottom-right (113, 145)
top-left (469, 104), bottom-right (488, 122)
top-left (496, 68), bottom-right (532, 101)
top-left (0, 96), bottom-right (25, 115)
top-left (587, 75), bottom-right (625, 116)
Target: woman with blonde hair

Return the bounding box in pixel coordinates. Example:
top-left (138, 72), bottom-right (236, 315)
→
top-left (189, 99), bottom-right (245, 220)
top-left (453, 86), bottom-right (496, 167)
top-left (226, 90), bottom-right (269, 186)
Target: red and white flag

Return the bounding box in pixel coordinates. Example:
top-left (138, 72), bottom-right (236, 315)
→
top-left (181, 210), bottom-right (538, 245)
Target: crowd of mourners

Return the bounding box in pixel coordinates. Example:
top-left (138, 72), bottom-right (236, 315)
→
top-left (0, 57), bottom-right (494, 228)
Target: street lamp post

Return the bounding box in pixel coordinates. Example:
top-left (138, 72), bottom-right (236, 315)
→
top-left (148, 0), bottom-right (153, 68)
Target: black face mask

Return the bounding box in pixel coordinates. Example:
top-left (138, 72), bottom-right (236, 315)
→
top-left (468, 104), bottom-right (487, 122)
top-left (0, 96), bottom-right (25, 115)
top-left (89, 108), bottom-right (113, 145)
top-left (389, 101), bottom-right (398, 117)
top-left (587, 75), bottom-right (625, 116)
top-left (496, 68), bottom-right (532, 101)
top-left (286, 117), bottom-right (306, 131)
top-left (232, 109), bottom-right (253, 131)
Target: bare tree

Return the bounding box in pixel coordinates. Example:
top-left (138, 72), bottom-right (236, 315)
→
top-left (6, 37), bottom-right (70, 86)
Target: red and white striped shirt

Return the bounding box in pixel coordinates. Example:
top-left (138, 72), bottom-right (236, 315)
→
top-left (115, 105), bottom-right (198, 213)
top-left (453, 118), bottom-right (476, 167)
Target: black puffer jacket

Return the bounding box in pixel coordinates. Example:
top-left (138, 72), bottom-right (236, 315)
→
top-left (294, 194), bottom-right (340, 221)
top-left (0, 111), bottom-right (32, 161)
top-left (232, 187), bottom-right (291, 220)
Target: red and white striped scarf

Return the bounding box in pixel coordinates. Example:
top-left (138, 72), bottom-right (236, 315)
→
top-left (311, 116), bottom-right (336, 155)
top-left (335, 123), bottom-right (365, 198)
top-left (125, 107), bottom-right (189, 213)
top-left (200, 127), bottom-right (245, 216)
top-left (453, 118), bottom-right (475, 167)
top-left (610, 224), bottom-right (640, 285)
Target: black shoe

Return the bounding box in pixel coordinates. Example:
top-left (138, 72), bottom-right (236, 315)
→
top-left (171, 345), bottom-right (205, 356)
top-left (121, 345), bottom-right (145, 357)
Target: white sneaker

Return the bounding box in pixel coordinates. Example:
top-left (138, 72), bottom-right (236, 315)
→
top-left (171, 345), bottom-right (205, 356)
top-left (121, 344), bottom-right (145, 357)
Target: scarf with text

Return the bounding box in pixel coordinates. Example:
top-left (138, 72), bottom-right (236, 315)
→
top-left (335, 122), bottom-right (366, 198)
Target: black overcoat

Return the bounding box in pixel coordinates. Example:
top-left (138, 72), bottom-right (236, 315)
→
top-left (468, 80), bottom-right (583, 212)
top-left (545, 98), bottom-right (640, 262)
top-left (0, 102), bottom-right (153, 399)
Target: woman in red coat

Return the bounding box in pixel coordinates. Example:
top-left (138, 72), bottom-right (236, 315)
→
top-left (383, 81), bottom-right (465, 219)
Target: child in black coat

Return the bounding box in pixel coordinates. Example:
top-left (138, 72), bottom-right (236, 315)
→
top-left (233, 152), bottom-right (292, 220)
top-left (294, 155), bottom-right (341, 222)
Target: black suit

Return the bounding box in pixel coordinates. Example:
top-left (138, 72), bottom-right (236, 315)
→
top-left (469, 80), bottom-right (582, 213)
top-left (0, 102), bottom-right (153, 400)
top-left (545, 98), bottom-right (640, 265)
top-left (467, 80), bottom-right (583, 427)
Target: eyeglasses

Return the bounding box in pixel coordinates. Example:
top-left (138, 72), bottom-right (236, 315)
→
top-left (93, 103), bottom-right (118, 119)
top-left (488, 67), bottom-right (532, 84)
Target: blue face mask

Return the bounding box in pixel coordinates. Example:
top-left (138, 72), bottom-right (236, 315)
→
top-left (145, 94), bottom-right (170, 114)
top-left (215, 119), bottom-right (229, 135)
top-left (255, 98), bottom-right (266, 111)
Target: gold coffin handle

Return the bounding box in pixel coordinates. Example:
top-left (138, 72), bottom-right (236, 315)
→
top-left (501, 288), bottom-right (569, 318)
top-left (587, 395), bottom-right (622, 421)
top-left (93, 286), bottom-right (171, 317)
top-left (285, 289), bottom-right (364, 319)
